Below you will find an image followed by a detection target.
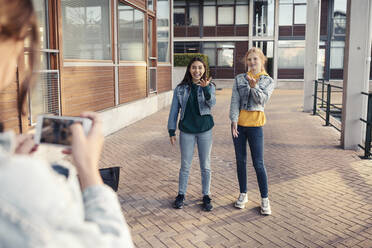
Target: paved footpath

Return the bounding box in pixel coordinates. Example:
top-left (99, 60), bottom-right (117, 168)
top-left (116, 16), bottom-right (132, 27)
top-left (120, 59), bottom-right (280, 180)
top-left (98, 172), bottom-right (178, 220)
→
top-left (100, 89), bottom-right (372, 248)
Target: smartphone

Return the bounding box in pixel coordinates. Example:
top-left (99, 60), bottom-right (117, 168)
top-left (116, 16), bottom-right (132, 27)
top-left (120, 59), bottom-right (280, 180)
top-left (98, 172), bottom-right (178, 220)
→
top-left (34, 115), bottom-right (92, 147)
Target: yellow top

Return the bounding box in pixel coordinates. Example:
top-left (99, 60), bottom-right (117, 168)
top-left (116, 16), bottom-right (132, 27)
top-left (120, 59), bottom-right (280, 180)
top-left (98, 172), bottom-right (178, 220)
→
top-left (238, 70), bottom-right (268, 127)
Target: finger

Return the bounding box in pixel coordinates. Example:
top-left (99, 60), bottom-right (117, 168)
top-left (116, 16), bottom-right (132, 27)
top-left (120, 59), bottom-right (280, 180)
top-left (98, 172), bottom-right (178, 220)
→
top-left (80, 112), bottom-right (102, 137)
top-left (62, 148), bottom-right (72, 154)
top-left (16, 137), bottom-right (36, 154)
top-left (30, 144), bottom-right (39, 154)
top-left (70, 123), bottom-right (85, 145)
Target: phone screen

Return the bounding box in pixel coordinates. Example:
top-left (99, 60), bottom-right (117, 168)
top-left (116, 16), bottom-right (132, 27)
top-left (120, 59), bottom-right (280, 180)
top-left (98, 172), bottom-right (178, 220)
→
top-left (40, 117), bottom-right (81, 146)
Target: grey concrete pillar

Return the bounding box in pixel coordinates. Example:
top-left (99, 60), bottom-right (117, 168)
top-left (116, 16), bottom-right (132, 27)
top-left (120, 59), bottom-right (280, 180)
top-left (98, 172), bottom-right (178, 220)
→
top-left (303, 0), bottom-right (321, 112)
top-left (341, 0), bottom-right (372, 149)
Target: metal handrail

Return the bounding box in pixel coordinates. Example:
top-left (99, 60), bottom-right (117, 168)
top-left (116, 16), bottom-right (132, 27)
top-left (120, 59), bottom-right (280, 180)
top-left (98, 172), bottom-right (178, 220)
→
top-left (359, 91), bottom-right (372, 158)
top-left (313, 79), bottom-right (343, 128)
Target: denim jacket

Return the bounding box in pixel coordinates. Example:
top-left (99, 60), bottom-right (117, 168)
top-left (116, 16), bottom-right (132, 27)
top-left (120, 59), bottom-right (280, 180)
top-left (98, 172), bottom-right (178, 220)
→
top-left (0, 131), bottom-right (134, 248)
top-left (168, 83), bottom-right (216, 131)
top-left (229, 73), bottom-right (275, 123)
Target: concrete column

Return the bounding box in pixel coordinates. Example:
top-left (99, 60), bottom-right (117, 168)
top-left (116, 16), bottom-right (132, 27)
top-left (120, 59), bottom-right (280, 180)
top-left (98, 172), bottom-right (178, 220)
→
top-left (303, 0), bottom-right (321, 112)
top-left (249, 0), bottom-right (254, 49)
top-left (341, 0), bottom-right (372, 149)
top-left (273, 0), bottom-right (279, 82)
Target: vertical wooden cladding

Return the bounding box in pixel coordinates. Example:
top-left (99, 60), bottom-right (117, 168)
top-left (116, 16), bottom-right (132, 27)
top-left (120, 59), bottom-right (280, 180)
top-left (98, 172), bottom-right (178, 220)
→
top-left (279, 25), bottom-right (305, 37)
top-left (278, 69), bottom-right (304, 79)
top-left (279, 26), bottom-right (292, 36)
top-left (236, 25), bottom-right (249, 36)
top-left (157, 66), bottom-right (172, 93)
top-left (187, 27), bottom-right (199, 37)
top-left (293, 25), bottom-right (305, 36)
top-left (320, 0), bottom-right (329, 36)
top-left (0, 80), bottom-right (20, 132)
top-left (174, 26), bottom-right (187, 37)
top-left (216, 68), bottom-right (234, 79)
top-left (61, 67), bottom-right (115, 116)
top-left (203, 27), bottom-right (216, 37)
top-left (235, 41), bottom-right (248, 75)
top-left (330, 69), bottom-right (343, 79)
top-left (118, 66), bottom-right (147, 104)
top-left (217, 26), bottom-right (235, 36)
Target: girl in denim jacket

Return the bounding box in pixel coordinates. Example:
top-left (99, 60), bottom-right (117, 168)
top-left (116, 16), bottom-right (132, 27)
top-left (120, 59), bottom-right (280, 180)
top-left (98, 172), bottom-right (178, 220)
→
top-left (167, 57), bottom-right (216, 211)
top-left (229, 47), bottom-right (275, 215)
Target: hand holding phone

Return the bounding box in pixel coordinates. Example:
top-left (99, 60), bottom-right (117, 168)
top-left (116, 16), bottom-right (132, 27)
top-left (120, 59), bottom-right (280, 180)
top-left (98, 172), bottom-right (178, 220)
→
top-left (34, 115), bottom-right (92, 147)
top-left (69, 112), bottom-right (104, 189)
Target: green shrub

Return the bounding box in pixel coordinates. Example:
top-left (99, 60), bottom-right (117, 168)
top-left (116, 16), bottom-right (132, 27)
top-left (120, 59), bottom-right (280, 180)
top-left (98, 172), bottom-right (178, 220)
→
top-left (174, 53), bottom-right (210, 78)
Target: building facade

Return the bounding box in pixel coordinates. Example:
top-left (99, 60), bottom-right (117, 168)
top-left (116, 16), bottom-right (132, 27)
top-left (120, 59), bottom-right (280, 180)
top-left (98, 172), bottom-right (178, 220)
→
top-left (173, 0), bottom-right (360, 81)
top-left (0, 0), bottom-right (173, 134)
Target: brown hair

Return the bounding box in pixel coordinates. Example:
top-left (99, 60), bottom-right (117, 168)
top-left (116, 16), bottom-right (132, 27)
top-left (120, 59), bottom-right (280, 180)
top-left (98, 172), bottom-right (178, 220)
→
top-left (244, 47), bottom-right (267, 72)
top-left (0, 0), bottom-right (40, 115)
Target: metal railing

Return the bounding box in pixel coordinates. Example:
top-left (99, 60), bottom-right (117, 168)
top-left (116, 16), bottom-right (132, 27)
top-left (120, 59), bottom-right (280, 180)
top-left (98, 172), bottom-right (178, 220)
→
top-left (313, 79), bottom-right (343, 131)
top-left (359, 92), bottom-right (372, 159)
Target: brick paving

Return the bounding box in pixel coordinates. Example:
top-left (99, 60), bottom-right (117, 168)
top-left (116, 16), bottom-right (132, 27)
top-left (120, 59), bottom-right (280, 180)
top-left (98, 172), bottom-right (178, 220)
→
top-left (100, 89), bottom-right (372, 248)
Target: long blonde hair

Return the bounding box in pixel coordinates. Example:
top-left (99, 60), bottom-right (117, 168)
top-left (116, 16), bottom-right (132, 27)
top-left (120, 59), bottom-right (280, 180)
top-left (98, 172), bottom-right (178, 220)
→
top-left (244, 47), bottom-right (267, 72)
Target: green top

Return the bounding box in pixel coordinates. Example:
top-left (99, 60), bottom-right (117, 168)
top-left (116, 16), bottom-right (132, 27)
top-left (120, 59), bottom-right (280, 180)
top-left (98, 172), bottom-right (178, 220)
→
top-left (169, 83), bottom-right (214, 136)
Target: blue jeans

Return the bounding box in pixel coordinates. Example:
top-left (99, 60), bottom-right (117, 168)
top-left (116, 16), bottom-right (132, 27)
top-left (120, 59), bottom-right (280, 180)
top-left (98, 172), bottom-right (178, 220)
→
top-left (232, 126), bottom-right (268, 198)
top-left (178, 129), bottom-right (212, 196)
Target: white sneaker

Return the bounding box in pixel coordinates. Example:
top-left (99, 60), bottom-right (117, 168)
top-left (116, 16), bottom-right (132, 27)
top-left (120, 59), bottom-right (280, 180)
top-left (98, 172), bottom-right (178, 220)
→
top-left (261, 198), bottom-right (271, 215)
top-left (234, 193), bottom-right (248, 209)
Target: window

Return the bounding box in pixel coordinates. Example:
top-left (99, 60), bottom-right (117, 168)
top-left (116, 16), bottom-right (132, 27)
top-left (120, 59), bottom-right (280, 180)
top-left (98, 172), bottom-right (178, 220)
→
top-left (157, 0), bottom-right (170, 62)
top-left (204, 6), bottom-right (216, 26)
top-left (62, 0), bottom-right (111, 60)
top-left (294, 4), bottom-right (306, 24)
top-left (118, 4), bottom-right (145, 61)
top-left (333, 0), bottom-right (347, 35)
top-left (174, 8), bottom-right (186, 26)
top-left (254, 0), bottom-right (274, 36)
top-left (235, 5), bottom-right (248, 25)
top-left (203, 43), bottom-right (216, 67)
top-left (217, 42), bottom-right (234, 67)
top-left (218, 6), bottom-right (234, 25)
top-left (278, 41), bottom-right (305, 69)
top-left (279, 4), bottom-right (293, 25)
top-left (330, 41), bottom-right (345, 69)
top-left (279, 0), bottom-right (306, 26)
top-left (188, 6), bottom-right (199, 26)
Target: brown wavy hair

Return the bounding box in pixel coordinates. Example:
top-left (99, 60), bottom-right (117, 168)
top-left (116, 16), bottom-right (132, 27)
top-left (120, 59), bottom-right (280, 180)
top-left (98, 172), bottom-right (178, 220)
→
top-left (0, 0), bottom-right (40, 115)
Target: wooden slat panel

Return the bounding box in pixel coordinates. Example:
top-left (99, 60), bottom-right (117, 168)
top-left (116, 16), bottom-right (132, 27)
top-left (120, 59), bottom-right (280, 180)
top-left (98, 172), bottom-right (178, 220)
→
top-left (187, 27), bottom-right (199, 37)
top-left (278, 69), bottom-right (304, 79)
top-left (330, 69), bottom-right (343, 80)
top-left (203, 27), bottom-right (216, 37)
top-left (235, 41), bottom-right (248, 75)
top-left (320, 0), bottom-right (329, 36)
top-left (216, 68), bottom-right (234, 79)
top-left (118, 66), bottom-right (147, 104)
top-left (0, 79), bottom-right (20, 132)
top-left (217, 26), bottom-right (235, 36)
top-left (174, 26), bottom-right (186, 37)
top-left (157, 66), bottom-right (172, 93)
top-left (61, 66), bottom-right (115, 115)
top-left (279, 26), bottom-right (292, 36)
top-left (236, 25), bottom-right (249, 36)
top-left (293, 25), bottom-right (306, 36)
